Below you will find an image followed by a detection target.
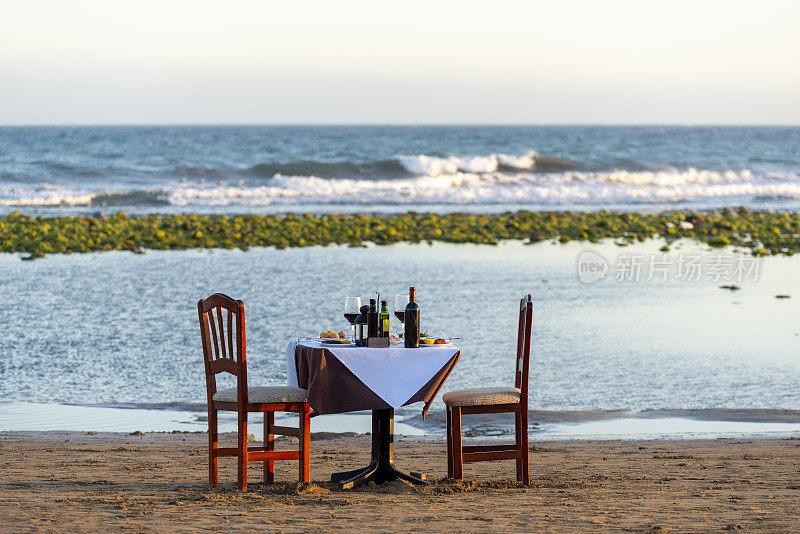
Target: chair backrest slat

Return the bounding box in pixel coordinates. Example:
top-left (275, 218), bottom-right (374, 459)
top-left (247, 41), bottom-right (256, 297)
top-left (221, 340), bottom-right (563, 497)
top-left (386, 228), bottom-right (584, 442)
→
top-left (216, 307), bottom-right (227, 359)
top-left (514, 294), bottom-right (533, 405)
top-left (207, 311), bottom-right (220, 360)
top-left (197, 293), bottom-right (247, 402)
top-left (227, 309), bottom-right (234, 362)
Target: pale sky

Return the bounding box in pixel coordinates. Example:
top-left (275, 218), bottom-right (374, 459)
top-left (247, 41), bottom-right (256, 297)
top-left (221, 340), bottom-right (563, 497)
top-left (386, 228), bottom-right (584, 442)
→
top-left (1, 0), bottom-right (798, 125)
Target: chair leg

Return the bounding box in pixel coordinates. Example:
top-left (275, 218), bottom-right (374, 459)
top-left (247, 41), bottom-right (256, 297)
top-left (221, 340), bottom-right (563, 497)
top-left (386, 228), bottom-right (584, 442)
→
top-left (264, 412), bottom-right (275, 483)
top-left (208, 408), bottom-right (219, 487)
top-left (521, 408), bottom-right (530, 486)
top-left (514, 408), bottom-right (523, 482)
top-left (446, 407), bottom-right (453, 478)
top-left (299, 405), bottom-right (311, 483)
top-left (237, 409), bottom-right (248, 491)
top-left (452, 407), bottom-right (463, 480)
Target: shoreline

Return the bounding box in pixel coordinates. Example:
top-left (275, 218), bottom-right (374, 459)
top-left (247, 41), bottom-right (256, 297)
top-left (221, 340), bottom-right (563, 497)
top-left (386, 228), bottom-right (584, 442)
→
top-left (2, 208), bottom-right (799, 259)
top-left (2, 430), bottom-right (799, 532)
top-left (3, 402), bottom-right (799, 442)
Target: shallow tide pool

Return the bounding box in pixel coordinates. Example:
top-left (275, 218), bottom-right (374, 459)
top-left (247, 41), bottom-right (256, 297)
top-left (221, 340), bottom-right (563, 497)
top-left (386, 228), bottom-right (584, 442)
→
top-left (1, 240), bottom-right (798, 438)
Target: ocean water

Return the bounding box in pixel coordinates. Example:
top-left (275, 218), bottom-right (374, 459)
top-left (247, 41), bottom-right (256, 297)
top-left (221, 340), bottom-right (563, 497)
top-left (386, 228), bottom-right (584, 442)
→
top-left (1, 240), bottom-right (798, 438)
top-left (2, 125), bottom-right (800, 439)
top-left (1, 125), bottom-right (799, 215)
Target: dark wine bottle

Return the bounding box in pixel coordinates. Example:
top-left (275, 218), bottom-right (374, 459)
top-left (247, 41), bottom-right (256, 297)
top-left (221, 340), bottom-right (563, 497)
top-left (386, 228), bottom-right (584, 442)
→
top-left (355, 304), bottom-right (369, 347)
top-left (367, 298), bottom-right (378, 340)
top-left (379, 300), bottom-right (390, 338)
top-left (404, 287), bottom-right (420, 348)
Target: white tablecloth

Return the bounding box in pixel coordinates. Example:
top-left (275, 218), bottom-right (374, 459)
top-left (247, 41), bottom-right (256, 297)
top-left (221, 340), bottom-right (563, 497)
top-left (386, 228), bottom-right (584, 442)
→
top-left (286, 339), bottom-right (460, 409)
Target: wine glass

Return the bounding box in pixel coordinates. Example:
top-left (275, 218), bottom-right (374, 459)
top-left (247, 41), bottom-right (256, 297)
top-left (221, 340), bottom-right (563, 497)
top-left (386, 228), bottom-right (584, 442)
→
top-left (344, 297), bottom-right (361, 340)
top-left (394, 294), bottom-right (408, 336)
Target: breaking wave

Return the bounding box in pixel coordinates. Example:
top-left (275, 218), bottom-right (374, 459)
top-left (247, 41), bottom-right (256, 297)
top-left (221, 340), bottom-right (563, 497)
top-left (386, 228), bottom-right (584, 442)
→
top-left (3, 151), bottom-right (798, 211)
top-left (0, 186), bottom-right (168, 208)
top-left (166, 169), bottom-right (800, 207)
top-left (246, 152), bottom-right (577, 180)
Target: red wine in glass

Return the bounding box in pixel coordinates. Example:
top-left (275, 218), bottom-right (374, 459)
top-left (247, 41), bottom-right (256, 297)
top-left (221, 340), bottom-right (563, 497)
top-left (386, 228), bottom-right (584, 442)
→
top-left (394, 294), bottom-right (409, 322)
top-left (344, 297), bottom-right (361, 341)
top-left (394, 294), bottom-right (409, 336)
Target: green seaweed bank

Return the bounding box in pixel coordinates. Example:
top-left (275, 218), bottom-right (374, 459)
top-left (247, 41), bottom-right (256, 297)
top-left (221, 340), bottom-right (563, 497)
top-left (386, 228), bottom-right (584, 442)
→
top-left (1, 208), bottom-right (798, 260)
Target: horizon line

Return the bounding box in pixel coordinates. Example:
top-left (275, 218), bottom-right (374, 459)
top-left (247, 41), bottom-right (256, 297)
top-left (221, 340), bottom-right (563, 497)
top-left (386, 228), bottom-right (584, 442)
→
top-left (1, 122), bottom-right (799, 128)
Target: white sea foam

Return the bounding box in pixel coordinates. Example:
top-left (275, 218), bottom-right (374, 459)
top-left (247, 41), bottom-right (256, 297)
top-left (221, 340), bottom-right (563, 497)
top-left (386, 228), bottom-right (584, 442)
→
top-left (0, 185), bottom-right (95, 207)
top-left (3, 168), bottom-right (799, 209)
top-left (396, 152), bottom-right (537, 175)
top-left (166, 169), bottom-right (800, 207)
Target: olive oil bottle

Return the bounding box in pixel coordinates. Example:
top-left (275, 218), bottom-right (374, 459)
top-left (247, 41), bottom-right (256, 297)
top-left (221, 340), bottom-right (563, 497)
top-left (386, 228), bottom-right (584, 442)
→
top-left (379, 300), bottom-right (390, 338)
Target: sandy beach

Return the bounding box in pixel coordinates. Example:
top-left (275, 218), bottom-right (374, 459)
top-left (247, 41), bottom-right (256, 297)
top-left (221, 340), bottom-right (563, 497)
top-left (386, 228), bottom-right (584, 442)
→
top-left (4, 0), bottom-right (800, 530)
top-left (2, 431), bottom-right (799, 532)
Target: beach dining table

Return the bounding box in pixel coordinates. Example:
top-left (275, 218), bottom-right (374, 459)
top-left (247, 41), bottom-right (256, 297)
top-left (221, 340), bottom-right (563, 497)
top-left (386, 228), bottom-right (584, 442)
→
top-left (286, 339), bottom-right (460, 489)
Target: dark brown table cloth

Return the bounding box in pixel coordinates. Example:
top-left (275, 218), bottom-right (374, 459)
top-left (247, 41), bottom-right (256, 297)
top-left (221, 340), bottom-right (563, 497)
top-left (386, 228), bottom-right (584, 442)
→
top-left (293, 342), bottom-right (460, 418)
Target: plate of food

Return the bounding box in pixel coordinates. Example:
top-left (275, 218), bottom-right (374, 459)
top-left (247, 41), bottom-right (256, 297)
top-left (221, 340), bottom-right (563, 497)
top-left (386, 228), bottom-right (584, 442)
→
top-left (420, 338), bottom-right (452, 346)
top-left (316, 331), bottom-right (351, 344)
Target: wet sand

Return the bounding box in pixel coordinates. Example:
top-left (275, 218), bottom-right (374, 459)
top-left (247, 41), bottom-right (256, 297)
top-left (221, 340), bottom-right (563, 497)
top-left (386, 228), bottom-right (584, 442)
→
top-left (2, 431), bottom-right (800, 532)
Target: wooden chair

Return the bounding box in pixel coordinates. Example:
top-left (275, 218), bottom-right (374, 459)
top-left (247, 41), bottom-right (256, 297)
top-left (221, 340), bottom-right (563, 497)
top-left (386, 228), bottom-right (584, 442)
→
top-left (444, 294), bottom-right (532, 485)
top-left (198, 293), bottom-right (311, 491)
